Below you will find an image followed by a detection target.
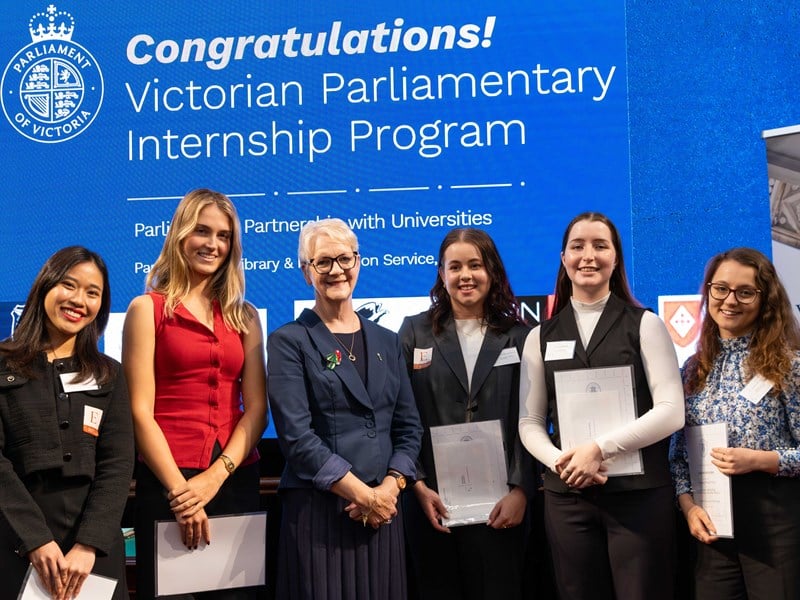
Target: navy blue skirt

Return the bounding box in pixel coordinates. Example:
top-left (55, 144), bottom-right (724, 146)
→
top-left (277, 488), bottom-right (407, 600)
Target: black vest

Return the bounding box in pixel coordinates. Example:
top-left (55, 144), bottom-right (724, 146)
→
top-left (539, 294), bottom-right (672, 493)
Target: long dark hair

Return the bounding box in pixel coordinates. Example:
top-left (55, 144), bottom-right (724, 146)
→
top-left (551, 212), bottom-right (639, 314)
top-left (428, 228), bottom-right (522, 335)
top-left (684, 247), bottom-right (800, 394)
top-left (0, 246), bottom-right (114, 384)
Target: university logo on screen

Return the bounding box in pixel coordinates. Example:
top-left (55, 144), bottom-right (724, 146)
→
top-left (1, 5), bottom-right (103, 143)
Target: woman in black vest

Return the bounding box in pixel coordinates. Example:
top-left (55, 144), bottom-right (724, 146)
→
top-left (519, 212), bottom-right (684, 599)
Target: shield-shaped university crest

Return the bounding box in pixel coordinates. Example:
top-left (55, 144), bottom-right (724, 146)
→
top-left (658, 294), bottom-right (703, 367)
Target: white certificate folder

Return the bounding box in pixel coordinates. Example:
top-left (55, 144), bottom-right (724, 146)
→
top-left (155, 511), bottom-right (266, 596)
top-left (430, 419), bottom-right (508, 527)
top-left (554, 365), bottom-right (643, 476)
top-left (17, 565), bottom-right (117, 600)
top-left (685, 422), bottom-right (733, 538)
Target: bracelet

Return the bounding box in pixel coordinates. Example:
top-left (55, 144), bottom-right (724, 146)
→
top-left (361, 489), bottom-right (377, 527)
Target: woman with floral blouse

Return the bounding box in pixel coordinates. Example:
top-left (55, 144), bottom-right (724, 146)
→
top-left (670, 247), bottom-right (800, 599)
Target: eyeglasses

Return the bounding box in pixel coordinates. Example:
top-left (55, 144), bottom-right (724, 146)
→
top-left (707, 282), bottom-right (761, 304)
top-left (306, 252), bottom-right (359, 274)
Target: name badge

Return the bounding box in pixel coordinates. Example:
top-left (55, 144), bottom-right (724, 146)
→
top-left (544, 340), bottom-right (576, 361)
top-left (413, 347), bottom-right (433, 370)
top-left (740, 374), bottom-right (774, 405)
top-left (493, 347), bottom-right (520, 367)
top-left (60, 373), bottom-right (100, 393)
top-left (83, 405), bottom-right (104, 437)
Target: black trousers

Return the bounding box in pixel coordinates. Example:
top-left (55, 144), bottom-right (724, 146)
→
top-left (134, 461), bottom-right (260, 599)
top-left (0, 472), bottom-right (128, 600)
top-left (693, 472), bottom-right (800, 600)
top-left (403, 489), bottom-right (526, 600)
top-left (544, 485), bottom-right (675, 600)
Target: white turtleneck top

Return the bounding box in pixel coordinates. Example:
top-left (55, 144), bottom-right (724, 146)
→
top-left (518, 293), bottom-right (685, 471)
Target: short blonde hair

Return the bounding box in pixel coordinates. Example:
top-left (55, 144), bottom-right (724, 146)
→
top-left (297, 218), bottom-right (359, 265)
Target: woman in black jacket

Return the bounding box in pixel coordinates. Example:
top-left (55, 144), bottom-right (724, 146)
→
top-left (0, 247), bottom-right (133, 600)
top-left (400, 228), bottom-right (534, 600)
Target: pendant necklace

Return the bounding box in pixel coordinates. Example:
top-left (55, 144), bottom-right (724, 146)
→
top-left (332, 331), bottom-right (357, 362)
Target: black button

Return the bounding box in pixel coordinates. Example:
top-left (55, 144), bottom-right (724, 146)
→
top-left (58, 392), bottom-right (68, 401)
top-left (367, 431), bottom-right (376, 438)
top-left (63, 452), bottom-right (72, 462)
top-left (59, 420), bottom-right (69, 429)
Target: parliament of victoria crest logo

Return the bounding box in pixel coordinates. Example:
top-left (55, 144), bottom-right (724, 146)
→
top-left (1, 5), bottom-right (103, 143)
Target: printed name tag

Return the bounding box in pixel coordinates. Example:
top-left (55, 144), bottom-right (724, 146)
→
top-left (493, 347), bottom-right (520, 367)
top-left (83, 405), bottom-right (104, 437)
top-left (544, 340), bottom-right (576, 361)
top-left (59, 373), bottom-right (100, 393)
top-left (413, 347), bottom-right (433, 370)
top-left (740, 374), bottom-right (775, 405)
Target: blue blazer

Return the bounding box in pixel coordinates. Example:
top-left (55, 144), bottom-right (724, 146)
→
top-left (267, 309), bottom-right (422, 491)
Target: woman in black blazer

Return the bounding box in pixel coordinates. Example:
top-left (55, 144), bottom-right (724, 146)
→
top-left (0, 247), bottom-right (134, 600)
top-left (399, 228), bottom-right (534, 600)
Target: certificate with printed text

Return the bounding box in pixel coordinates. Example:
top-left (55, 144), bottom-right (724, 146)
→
top-left (431, 419), bottom-right (508, 527)
top-left (554, 365), bottom-right (643, 476)
top-left (685, 422), bottom-right (733, 538)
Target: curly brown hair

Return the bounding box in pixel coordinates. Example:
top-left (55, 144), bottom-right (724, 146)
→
top-left (683, 247), bottom-right (800, 394)
top-left (428, 228), bottom-right (522, 335)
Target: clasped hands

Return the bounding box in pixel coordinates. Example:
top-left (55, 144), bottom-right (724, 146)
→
top-left (28, 541), bottom-right (96, 600)
top-left (167, 469), bottom-right (225, 548)
top-left (554, 441), bottom-right (609, 489)
top-left (345, 481), bottom-right (397, 529)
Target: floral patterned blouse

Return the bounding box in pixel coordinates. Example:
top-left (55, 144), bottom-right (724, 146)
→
top-left (670, 335), bottom-right (800, 496)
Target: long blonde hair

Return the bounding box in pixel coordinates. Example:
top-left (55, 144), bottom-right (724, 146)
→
top-left (146, 188), bottom-right (250, 332)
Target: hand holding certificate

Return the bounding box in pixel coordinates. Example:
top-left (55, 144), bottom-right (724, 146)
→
top-left (155, 512), bottom-right (267, 596)
top-left (554, 366), bottom-right (643, 477)
top-left (18, 565), bottom-right (117, 600)
top-left (685, 423), bottom-right (733, 538)
top-left (430, 420), bottom-right (508, 527)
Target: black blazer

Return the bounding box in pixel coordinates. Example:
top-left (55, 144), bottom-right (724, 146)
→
top-left (268, 309), bottom-right (422, 490)
top-left (399, 313), bottom-right (536, 496)
top-left (0, 355), bottom-right (134, 556)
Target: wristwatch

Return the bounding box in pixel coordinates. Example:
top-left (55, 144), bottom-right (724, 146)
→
top-left (387, 470), bottom-right (407, 491)
top-left (219, 454), bottom-right (236, 474)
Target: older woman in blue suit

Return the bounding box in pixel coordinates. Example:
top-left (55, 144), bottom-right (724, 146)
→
top-left (267, 218), bottom-right (422, 600)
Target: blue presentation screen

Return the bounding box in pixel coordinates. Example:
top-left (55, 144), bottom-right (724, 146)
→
top-left (1, 1), bottom-right (629, 435)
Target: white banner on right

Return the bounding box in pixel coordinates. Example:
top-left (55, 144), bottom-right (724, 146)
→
top-left (762, 124), bottom-right (800, 324)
